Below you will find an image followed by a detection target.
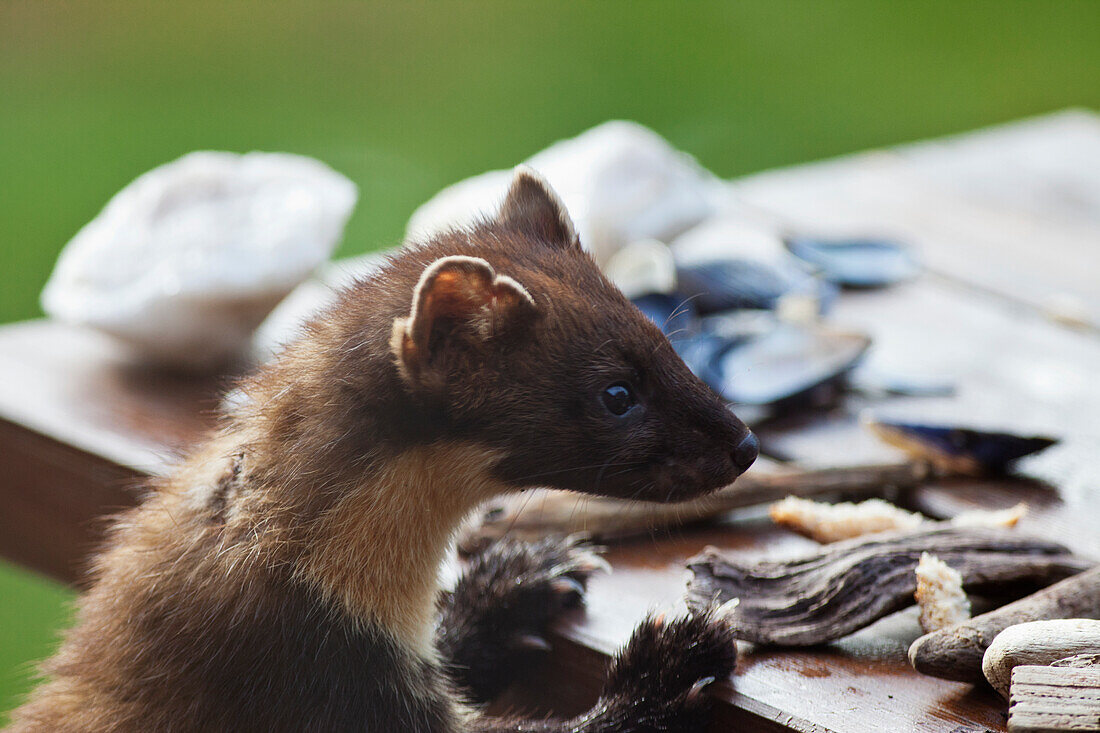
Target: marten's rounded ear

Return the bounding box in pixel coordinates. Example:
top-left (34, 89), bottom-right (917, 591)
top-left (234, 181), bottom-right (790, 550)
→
top-left (391, 255), bottom-right (537, 386)
top-left (497, 165), bottom-right (579, 248)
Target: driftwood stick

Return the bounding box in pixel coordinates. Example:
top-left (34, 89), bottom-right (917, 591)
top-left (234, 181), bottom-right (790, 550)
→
top-left (460, 460), bottom-right (931, 552)
top-left (684, 526), bottom-right (1092, 646)
top-left (983, 619), bottom-right (1100, 698)
top-left (1008, 665), bottom-right (1100, 733)
top-left (909, 565), bottom-right (1100, 683)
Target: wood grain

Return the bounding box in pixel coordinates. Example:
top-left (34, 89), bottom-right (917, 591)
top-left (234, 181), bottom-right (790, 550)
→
top-left (687, 527), bottom-right (1093, 646)
top-left (985, 620), bottom-right (1100, 699)
top-left (1009, 665), bottom-right (1100, 733)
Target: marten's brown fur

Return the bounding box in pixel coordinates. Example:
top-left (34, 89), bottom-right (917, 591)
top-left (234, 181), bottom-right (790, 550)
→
top-left (9, 167), bottom-right (756, 732)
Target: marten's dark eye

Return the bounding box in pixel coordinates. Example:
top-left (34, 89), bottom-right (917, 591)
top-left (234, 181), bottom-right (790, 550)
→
top-left (601, 382), bottom-right (637, 416)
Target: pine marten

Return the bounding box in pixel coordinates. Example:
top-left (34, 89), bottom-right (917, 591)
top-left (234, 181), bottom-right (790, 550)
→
top-left (9, 167), bottom-right (759, 732)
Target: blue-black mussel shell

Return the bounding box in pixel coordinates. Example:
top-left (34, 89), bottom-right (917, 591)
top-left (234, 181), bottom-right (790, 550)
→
top-left (785, 236), bottom-right (919, 288)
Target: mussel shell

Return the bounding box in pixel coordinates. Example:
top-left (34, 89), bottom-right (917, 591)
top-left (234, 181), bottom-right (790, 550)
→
top-left (866, 419), bottom-right (1058, 475)
top-left (675, 257), bottom-right (836, 314)
top-left (785, 236), bottom-right (919, 287)
top-left (669, 329), bottom-right (734, 390)
top-left (712, 324), bottom-right (871, 406)
top-left (632, 296), bottom-right (872, 412)
top-left (847, 366), bottom-right (957, 398)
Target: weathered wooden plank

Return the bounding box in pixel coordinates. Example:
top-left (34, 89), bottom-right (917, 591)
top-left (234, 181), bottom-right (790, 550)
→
top-left (752, 275), bottom-right (1100, 560)
top-left (893, 110), bottom-right (1100, 231)
top-left (0, 320), bottom-right (220, 475)
top-left (0, 321), bottom-right (223, 583)
top-left (730, 109), bottom-right (1100, 332)
top-left (1009, 665), bottom-right (1100, 732)
top-left (0, 417), bottom-right (139, 584)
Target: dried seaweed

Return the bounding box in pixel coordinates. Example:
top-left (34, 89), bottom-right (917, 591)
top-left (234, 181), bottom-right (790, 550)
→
top-left (685, 526), bottom-right (1093, 646)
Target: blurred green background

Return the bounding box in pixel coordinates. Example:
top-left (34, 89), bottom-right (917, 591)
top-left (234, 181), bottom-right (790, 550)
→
top-left (2, 0), bottom-right (1098, 721)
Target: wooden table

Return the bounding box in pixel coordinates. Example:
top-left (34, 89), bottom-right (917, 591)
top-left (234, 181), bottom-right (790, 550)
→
top-left (2, 110), bottom-right (1099, 732)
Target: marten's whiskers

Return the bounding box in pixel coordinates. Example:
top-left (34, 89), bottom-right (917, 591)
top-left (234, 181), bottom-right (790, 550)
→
top-left (503, 459), bottom-right (646, 485)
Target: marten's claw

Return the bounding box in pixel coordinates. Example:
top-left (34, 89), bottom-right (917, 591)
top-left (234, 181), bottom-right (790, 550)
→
top-left (550, 576), bottom-right (586, 607)
top-left (687, 675), bottom-right (717, 702)
top-left (557, 533), bottom-right (613, 576)
top-left (511, 633), bottom-right (552, 653)
top-left (567, 549), bottom-right (613, 577)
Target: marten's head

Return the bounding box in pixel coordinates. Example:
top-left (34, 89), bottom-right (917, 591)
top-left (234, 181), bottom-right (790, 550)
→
top-left (383, 166), bottom-right (756, 502)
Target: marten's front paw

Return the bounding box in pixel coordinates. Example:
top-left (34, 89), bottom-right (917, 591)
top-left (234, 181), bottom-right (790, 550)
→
top-left (595, 604), bottom-right (738, 732)
top-left (455, 534), bottom-right (608, 640)
top-left (439, 536), bottom-right (608, 702)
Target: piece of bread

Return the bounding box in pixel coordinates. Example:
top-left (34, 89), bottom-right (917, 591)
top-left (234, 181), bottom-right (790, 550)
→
top-left (769, 496), bottom-right (924, 543)
top-left (769, 496), bottom-right (1028, 544)
top-left (914, 552), bottom-right (971, 633)
top-left (952, 502), bottom-right (1027, 529)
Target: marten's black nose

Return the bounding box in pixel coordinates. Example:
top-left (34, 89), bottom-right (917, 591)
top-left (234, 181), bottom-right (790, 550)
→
top-left (732, 432), bottom-right (759, 474)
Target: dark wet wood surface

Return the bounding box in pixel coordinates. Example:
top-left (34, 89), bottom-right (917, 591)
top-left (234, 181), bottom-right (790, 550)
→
top-left (2, 111), bottom-right (1099, 731)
